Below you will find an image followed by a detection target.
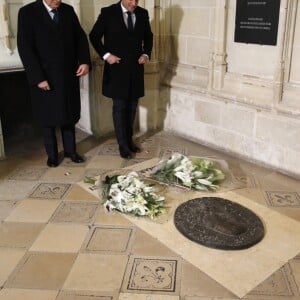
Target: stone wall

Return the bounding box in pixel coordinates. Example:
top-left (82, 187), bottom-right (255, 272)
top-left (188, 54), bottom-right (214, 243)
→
top-left (160, 0), bottom-right (300, 177)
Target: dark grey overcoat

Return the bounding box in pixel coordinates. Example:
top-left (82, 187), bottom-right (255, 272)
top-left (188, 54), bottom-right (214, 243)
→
top-left (17, 0), bottom-right (91, 126)
top-left (89, 1), bottom-right (153, 99)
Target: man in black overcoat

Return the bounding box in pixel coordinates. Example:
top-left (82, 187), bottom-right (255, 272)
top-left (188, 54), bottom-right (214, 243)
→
top-left (89, 0), bottom-right (153, 159)
top-left (17, 0), bottom-right (91, 167)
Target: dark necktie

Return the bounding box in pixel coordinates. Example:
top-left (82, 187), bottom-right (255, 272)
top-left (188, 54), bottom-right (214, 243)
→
top-left (52, 9), bottom-right (59, 24)
top-left (126, 11), bottom-right (133, 31)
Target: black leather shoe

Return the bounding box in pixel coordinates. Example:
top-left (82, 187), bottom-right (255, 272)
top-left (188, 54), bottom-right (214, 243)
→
top-left (129, 143), bottom-right (141, 153)
top-left (119, 146), bottom-right (132, 159)
top-left (64, 152), bottom-right (85, 163)
top-left (47, 158), bottom-right (58, 167)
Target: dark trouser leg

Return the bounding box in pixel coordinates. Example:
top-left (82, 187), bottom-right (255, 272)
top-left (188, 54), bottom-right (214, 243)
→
top-left (126, 99), bottom-right (139, 146)
top-left (42, 126), bottom-right (58, 159)
top-left (112, 98), bottom-right (129, 148)
top-left (61, 123), bottom-right (76, 155)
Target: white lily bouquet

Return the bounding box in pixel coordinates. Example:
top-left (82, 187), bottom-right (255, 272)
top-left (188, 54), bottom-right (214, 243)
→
top-left (151, 153), bottom-right (225, 191)
top-left (102, 171), bottom-right (166, 219)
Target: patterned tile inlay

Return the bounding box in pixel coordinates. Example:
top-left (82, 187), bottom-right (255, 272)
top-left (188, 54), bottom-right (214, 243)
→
top-left (85, 227), bottom-right (133, 252)
top-left (234, 175), bottom-right (257, 188)
top-left (98, 144), bottom-right (119, 156)
top-left (159, 147), bottom-right (187, 158)
top-left (249, 264), bottom-right (299, 297)
top-left (265, 191), bottom-right (300, 207)
top-left (127, 258), bottom-right (177, 292)
top-left (8, 167), bottom-right (48, 181)
top-left (51, 202), bottom-right (98, 223)
top-left (29, 183), bottom-right (71, 199)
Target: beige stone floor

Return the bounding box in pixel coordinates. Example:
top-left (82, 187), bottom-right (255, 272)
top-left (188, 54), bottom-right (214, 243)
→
top-left (0, 130), bottom-right (300, 300)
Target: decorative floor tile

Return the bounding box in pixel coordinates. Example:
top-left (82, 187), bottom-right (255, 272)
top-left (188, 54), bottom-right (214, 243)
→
top-left (41, 167), bottom-right (86, 183)
top-left (234, 175), bottom-right (257, 188)
top-left (6, 252), bottom-right (76, 290)
top-left (0, 248), bottom-right (26, 286)
top-left (29, 183), bottom-right (71, 199)
top-left (7, 166), bottom-right (48, 181)
top-left (122, 256), bottom-right (180, 294)
top-left (63, 253), bottom-right (128, 291)
top-left (0, 222), bottom-right (44, 248)
top-left (30, 223), bottom-right (89, 253)
top-left (0, 288), bottom-right (58, 300)
top-left (51, 202), bottom-right (98, 223)
top-left (98, 144), bottom-right (119, 156)
top-left (0, 200), bottom-right (18, 221)
top-left (265, 191), bottom-right (300, 207)
top-left (0, 181), bottom-right (37, 200)
top-left (248, 264), bottom-right (299, 297)
top-left (5, 199), bottom-right (61, 223)
top-left (159, 147), bottom-right (188, 158)
top-left (84, 226), bottom-right (134, 253)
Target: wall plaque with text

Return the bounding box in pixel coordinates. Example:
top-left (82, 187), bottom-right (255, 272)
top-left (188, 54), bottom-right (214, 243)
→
top-left (234, 0), bottom-right (281, 45)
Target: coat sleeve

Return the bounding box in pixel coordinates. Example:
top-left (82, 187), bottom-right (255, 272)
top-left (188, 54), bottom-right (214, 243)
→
top-left (17, 7), bottom-right (46, 86)
top-left (89, 8), bottom-right (109, 59)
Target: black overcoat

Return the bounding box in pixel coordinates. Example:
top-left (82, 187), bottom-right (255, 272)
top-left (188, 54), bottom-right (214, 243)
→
top-left (17, 0), bottom-right (91, 126)
top-left (89, 1), bottom-right (153, 99)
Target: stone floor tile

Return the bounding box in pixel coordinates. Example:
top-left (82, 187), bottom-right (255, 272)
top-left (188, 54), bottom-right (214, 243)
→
top-left (134, 147), bottom-right (160, 159)
top-left (0, 222), bottom-right (44, 248)
top-left (246, 264), bottom-right (300, 298)
top-left (64, 184), bottom-right (99, 202)
top-left (6, 252), bottom-right (76, 290)
top-left (0, 181), bottom-right (37, 200)
top-left (0, 288), bottom-right (58, 300)
top-left (0, 248), bottom-right (25, 286)
top-left (30, 223), bottom-right (89, 253)
top-left (131, 228), bottom-right (178, 257)
top-left (29, 183), bottom-right (71, 199)
top-left (119, 293), bottom-right (180, 300)
top-left (5, 199), bottom-right (61, 223)
top-left (180, 260), bottom-right (236, 298)
top-left (0, 200), bottom-right (18, 221)
top-left (121, 255), bottom-right (181, 295)
top-left (94, 206), bottom-right (134, 226)
top-left (41, 167), bottom-right (86, 183)
top-left (63, 253), bottom-right (128, 292)
top-left (51, 202), bottom-right (98, 223)
top-left (7, 166), bottom-right (48, 181)
top-left (84, 226), bottom-right (134, 253)
top-left (86, 155), bottom-right (124, 169)
top-left (57, 290), bottom-right (118, 300)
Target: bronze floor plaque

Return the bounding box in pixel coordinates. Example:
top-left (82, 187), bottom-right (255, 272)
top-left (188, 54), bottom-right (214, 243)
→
top-left (174, 197), bottom-right (265, 250)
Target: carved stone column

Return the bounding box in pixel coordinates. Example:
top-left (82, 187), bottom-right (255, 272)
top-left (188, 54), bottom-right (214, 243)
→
top-left (208, 0), bottom-right (228, 91)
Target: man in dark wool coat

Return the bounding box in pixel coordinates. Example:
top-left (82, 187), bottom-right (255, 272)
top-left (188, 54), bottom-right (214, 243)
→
top-left (89, 0), bottom-right (153, 159)
top-left (17, 0), bottom-right (91, 167)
